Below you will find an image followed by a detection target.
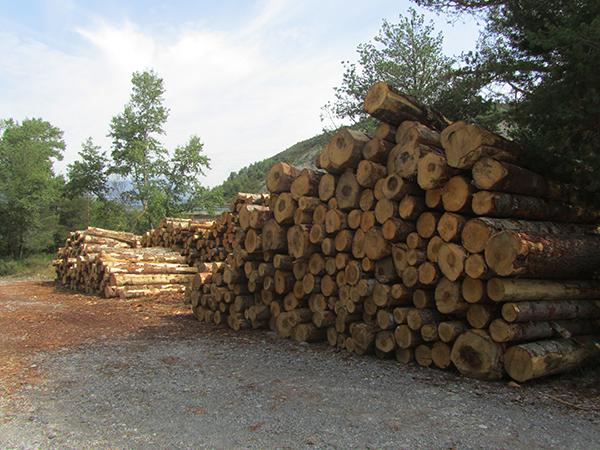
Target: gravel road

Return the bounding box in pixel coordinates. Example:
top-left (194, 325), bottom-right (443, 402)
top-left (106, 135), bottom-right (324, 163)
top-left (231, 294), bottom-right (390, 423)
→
top-left (1, 280), bottom-right (599, 449)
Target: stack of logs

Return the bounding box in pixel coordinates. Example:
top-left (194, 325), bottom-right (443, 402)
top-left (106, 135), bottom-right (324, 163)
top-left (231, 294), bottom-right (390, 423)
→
top-left (188, 81), bottom-right (600, 383)
top-left (142, 195), bottom-right (270, 270)
top-left (54, 227), bottom-right (197, 298)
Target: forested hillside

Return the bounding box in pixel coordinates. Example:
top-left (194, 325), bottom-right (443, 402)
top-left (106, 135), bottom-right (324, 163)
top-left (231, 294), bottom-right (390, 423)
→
top-left (217, 132), bottom-right (330, 200)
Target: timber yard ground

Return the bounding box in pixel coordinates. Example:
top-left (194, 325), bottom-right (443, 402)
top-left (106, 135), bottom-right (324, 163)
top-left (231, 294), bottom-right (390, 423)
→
top-left (1, 278), bottom-right (599, 449)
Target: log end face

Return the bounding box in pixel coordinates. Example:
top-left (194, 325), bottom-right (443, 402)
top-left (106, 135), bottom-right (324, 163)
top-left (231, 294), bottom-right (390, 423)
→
top-left (504, 346), bottom-right (534, 383)
top-left (486, 277), bottom-right (506, 302)
top-left (451, 330), bottom-right (504, 380)
top-left (485, 231), bottom-right (520, 277)
top-left (462, 219), bottom-right (491, 254)
top-left (364, 81), bottom-right (389, 115)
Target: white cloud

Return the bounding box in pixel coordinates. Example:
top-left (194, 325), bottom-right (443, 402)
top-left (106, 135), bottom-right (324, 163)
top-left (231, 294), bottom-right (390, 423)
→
top-left (0, 0), bottom-right (347, 186)
top-left (0, 0), bottom-right (482, 187)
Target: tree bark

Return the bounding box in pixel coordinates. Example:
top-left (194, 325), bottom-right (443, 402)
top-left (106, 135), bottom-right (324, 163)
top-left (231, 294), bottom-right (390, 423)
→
top-left (501, 300), bottom-right (600, 323)
top-left (487, 278), bottom-right (600, 302)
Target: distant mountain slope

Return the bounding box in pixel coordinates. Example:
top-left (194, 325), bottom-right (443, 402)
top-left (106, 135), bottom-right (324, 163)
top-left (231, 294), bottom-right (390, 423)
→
top-left (217, 132), bottom-right (330, 200)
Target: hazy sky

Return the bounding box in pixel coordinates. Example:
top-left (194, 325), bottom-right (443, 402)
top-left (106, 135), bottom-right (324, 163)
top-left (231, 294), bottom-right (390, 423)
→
top-left (0, 0), bottom-right (481, 186)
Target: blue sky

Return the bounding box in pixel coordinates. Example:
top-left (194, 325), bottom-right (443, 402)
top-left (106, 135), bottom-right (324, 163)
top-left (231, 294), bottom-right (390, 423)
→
top-left (0, 0), bottom-right (481, 186)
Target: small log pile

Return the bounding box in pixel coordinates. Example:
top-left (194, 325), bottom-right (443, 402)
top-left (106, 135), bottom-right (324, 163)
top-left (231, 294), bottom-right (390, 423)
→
top-left (53, 227), bottom-right (196, 298)
top-left (142, 194), bottom-right (270, 269)
top-left (189, 81), bottom-right (600, 382)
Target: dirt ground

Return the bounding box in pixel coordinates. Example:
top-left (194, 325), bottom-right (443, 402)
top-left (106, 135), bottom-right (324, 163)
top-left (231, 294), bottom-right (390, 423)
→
top-left (1, 279), bottom-right (599, 448)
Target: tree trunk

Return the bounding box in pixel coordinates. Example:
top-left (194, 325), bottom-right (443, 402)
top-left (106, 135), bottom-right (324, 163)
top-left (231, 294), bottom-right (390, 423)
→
top-left (364, 82), bottom-right (448, 130)
top-left (381, 174), bottom-right (420, 201)
top-left (335, 170), bottom-right (361, 210)
top-left (417, 152), bottom-right (459, 190)
top-left (472, 191), bottom-right (597, 223)
top-left (357, 160), bottom-right (387, 188)
top-left (441, 120), bottom-right (520, 169)
top-left (398, 195), bottom-right (425, 221)
top-left (437, 243), bottom-right (467, 282)
top-left (501, 300), bottom-right (600, 323)
top-left (435, 277), bottom-right (469, 314)
top-left (437, 212), bottom-right (466, 243)
top-left (504, 335), bottom-right (600, 382)
top-left (362, 138), bottom-right (395, 163)
top-left (267, 162), bottom-right (301, 193)
top-left (325, 128), bottom-right (370, 173)
top-left (461, 217), bottom-right (598, 254)
top-left (487, 278), bottom-right (600, 302)
top-left (450, 330), bottom-right (505, 380)
top-left (485, 230), bottom-right (600, 278)
top-left (489, 318), bottom-right (600, 343)
top-left (291, 168), bottom-right (321, 200)
top-left (438, 321), bottom-right (468, 343)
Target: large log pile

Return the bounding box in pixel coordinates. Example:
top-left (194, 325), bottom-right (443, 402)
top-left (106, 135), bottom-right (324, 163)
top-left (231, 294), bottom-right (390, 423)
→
top-left (53, 227), bottom-right (196, 298)
top-left (186, 81), bottom-right (600, 383)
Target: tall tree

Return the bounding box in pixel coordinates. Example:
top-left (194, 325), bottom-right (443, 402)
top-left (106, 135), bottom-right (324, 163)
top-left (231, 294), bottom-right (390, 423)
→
top-left (109, 70), bottom-right (169, 228)
top-left (0, 118), bottom-right (65, 258)
top-left (322, 8), bottom-right (493, 128)
top-left (109, 70), bottom-right (212, 229)
top-left (414, 0), bottom-right (600, 198)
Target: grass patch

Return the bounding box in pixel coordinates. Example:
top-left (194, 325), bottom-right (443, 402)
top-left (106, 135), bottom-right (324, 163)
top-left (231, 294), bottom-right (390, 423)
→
top-left (0, 253), bottom-right (55, 278)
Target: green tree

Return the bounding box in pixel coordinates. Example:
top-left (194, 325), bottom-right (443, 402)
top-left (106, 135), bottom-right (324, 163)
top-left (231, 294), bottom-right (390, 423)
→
top-left (109, 70), bottom-right (212, 229)
top-left (66, 137), bottom-right (109, 200)
top-left (322, 8), bottom-right (493, 129)
top-left (414, 0), bottom-right (600, 198)
top-left (0, 118), bottom-right (65, 258)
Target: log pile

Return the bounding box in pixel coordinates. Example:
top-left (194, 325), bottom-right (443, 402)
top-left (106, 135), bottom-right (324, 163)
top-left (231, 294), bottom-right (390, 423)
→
top-left (53, 227), bottom-right (196, 298)
top-left (142, 194), bottom-right (270, 269)
top-left (197, 81), bottom-right (600, 382)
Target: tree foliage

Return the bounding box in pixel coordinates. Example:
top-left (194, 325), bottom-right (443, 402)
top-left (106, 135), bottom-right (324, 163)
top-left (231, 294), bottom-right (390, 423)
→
top-left (109, 70), bottom-right (214, 229)
top-left (414, 0), bottom-right (600, 197)
top-left (66, 137), bottom-right (109, 199)
top-left (323, 8), bottom-right (495, 129)
top-left (0, 118), bottom-right (65, 258)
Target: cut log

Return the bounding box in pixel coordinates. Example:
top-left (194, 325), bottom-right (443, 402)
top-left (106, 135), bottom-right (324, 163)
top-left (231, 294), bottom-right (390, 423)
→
top-left (359, 189), bottom-right (375, 211)
top-left (466, 304), bottom-right (496, 329)
top-left (382, 174), bottom-right (419, 201)
top-left (438, 321), bottom-right (468, 343)
top-left (335, 170), bottom-right (361, 210)
top-left (472, 191), bottom-right (596, 223)
top-left (415, 344), bottom-right (433, 367)
top-left (412, 289), bottom-right (435, 309)
top-left (389, 142), bottom-right (440, 179)
top-left (417, 262), bottom-right (439, 285)
top-left (382, 218), bottom-right (415, 242)
top-left (487, 278), bottom-right (600, 302)
top-left (435, 277), bottom-right (469, 314)
top-left (398, 195), bottom-right (425, 221)
top-left (489, 318), bottom-right (600, 343)
top-left (274, 193), bottom-right (297, 225)
top-left (417, 152), bottom-right (458, 190)
top-left (109, 273), bottom-right (193, 286)
top-left (485, 230), bottom-right (600, 278)
top-left (406, 232), bottom-right (427, 250)
top-left (425, 188), bottom-right (443, 209)
top-left (291, 168), bottom-right (320, 200)
top-left (364, 82), bottom-right (448, 130)
top-left (318, 173), bottom-right (337, 202)
top-left (437, 213), bottom-right (466, 243)
top-left (267, 162), bottom-right (301, 193)
top-left (504, 335), bottom-right (600, 382)
top-left (416, 212), bottom-right (441, 239)
top-left (441, 175), bottom-right (473, 213)
top-left (461, 277), bottom-right (487, 304)
top-left (461, 217), bottom-right (598, 254)
top-left (437, 243), bottom-right (467, 282)
top-left (325, 209), bottom-right (347, 234)
top-left (472, 157), bottom-right (550, 198)
top-left (464, 254), bottom-right (488, 280)
top-left (394, 324), bottom-right (423, 349)
top-left (501, 300), bottom-right (600, 323)
top-left (375, 330), bottom-right (397, 353)
top-left (365, 228), bottom-right (391, 260)
top-left (395, 120), bottom-right (441, 147)
top-left (374, 199), bottom-right (396, 224)
top-left (362, 138), bottom-right (395, 164)
top-left (441, 121), bottom-right (520, 169)
top-left (426, 236), bottom-right (444, 263)
top-left (326, 128), bottom-right (370, 173)
top-left (450, 330), bottom-right (504, 380)
top-left (431, 342), bottom-right (452, 369)
top-left (357, 160), bottom-right (387, 188)
top-left (360, 211), bottom-right (376, 232)
top-left (374, 122), bottom-right (397, 143)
